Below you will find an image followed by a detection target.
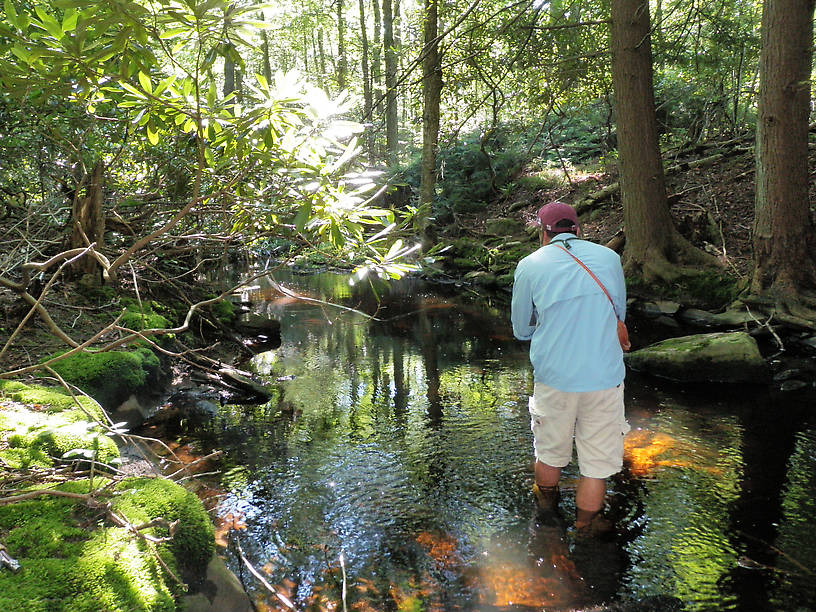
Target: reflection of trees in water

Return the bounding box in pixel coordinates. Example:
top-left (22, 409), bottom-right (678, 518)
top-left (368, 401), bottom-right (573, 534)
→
top-left (620, 405), bottom-right (744, 608)
top-left (726, 395), bottom-right (808, 611)
top-left (771, 428), bottom-right (816, 610)
top-left (210, 272), bottom-right (816, 609)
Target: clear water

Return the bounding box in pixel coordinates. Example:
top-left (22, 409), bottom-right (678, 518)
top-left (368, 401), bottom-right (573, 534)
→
top-left (193, 271), bottom-right (816, 611)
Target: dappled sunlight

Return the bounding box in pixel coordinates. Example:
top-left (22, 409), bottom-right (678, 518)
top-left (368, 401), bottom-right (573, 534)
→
top-left (624, 427), bottom-right (732, 478)
top-left (469, 527), bottom-right (587, 609)
top-left (475, 558), bottom-right (585, 609)
top-left (416, 530), bottom-right (460, 568)
top-left (214, 511), bottom-right (247, 548)
top-left (624, 429), bottom-right (683, 476)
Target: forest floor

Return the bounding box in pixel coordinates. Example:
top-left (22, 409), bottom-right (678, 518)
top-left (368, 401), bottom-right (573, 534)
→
top-left (459, 143), bottom-right (764, 282)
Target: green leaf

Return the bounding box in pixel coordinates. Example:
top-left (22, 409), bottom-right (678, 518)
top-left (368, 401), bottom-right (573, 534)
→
top-left (255, 72), bottom-right (269, 93)
top-left (154, 75), bottom-right (176, 96)
top-left (194, 0), bottom-right (225, 19)
top-left (34, 6), bottom-right (63, 39)
top-left (294, 204), bottom-right (312, 232)
top-left (132, 108), bottom-right (146, 125)
top-left (329, 224), bottom-right (344, 247)
top-left (159, 26), bottom-right (189, 39)
top-left (138, 71), bottom-right (152, 94)
top-left (133, 24), bottom-right (148, 44)
top-left (385, 239), bottom-right (404, 260)
top-left (10, 45), bottom-right (30, 63)
top-left (328, 137), bottom-right (360, 172)
top-left (119, 81), bottom-right (146, 98)
top-left (62, 9), bottom-right (79, 32)
top-left (146, 119), bottom-right (159, 145)
top-left (4, 0), bottom-right (18, 28)
top-left (63, 448), bottom-right (95, 459)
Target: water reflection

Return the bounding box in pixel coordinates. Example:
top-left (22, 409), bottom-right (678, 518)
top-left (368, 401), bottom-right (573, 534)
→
top-left (191, 271), bottom-right (816, 611)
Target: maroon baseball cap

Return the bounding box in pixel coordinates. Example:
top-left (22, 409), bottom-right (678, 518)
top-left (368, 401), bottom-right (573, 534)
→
top-left (536, 201), bottom-right (579, 233)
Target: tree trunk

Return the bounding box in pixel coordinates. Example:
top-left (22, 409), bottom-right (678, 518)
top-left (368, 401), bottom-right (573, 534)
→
top-left (260, 29), bottom-right (272, 83)
top-left (419, 0), bottom-right (442, 248)
top-left (336, 0), bottom-right (348, 90)
top-left (610, 0), bottom-right (715, 282)
top-left (372, 0), bottom-right (382, 91)
top-left (751, 0), bottom-right (816, 314)
top-left (383, 0), bottom-right (399, 163)
top-left (70, 161), bottom-right (105, 278)
top-left (372, 0), bottom-right (383, 160)
top-left (318, 29), bottom-right (327, 90)
top-left (358, 0), bottom-right (375, 160)
top-left (257, 2), bottom-right (272, 83)
top-left (235, 66), bottom-right (243, 103)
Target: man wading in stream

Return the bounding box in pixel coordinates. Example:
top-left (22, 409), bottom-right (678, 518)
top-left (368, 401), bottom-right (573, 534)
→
top-left (511, 201), bottom-right (629, 536)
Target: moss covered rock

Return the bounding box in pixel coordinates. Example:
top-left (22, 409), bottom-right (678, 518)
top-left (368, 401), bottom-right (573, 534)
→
top-left (0, 478), bottom-right (215, 611)
top-left (119, 304), bottom-right (171, 331)
top-left (0, 380), bottom-right (105, 421)
top-left (0, 380), bottom-right (118, 469)
top-left (624, 331), bottom-right (770, 383)
top-left (113, 477), bottom-right (215, 578)
top-left (208, 298), bottom-right (236, 325)
top-left (46, 347), bottom-right (162, 410)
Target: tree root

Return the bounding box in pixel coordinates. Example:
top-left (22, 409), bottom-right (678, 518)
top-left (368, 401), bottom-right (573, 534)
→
top-left (626, 230), bottom-right (722, 285)
top-left (744, 293), bottom-right (816, 331)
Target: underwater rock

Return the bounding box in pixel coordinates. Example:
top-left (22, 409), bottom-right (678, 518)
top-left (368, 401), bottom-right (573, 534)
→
top-left (778, 379), bottom-right (809, 393)
top-left (182, 555), bottom-right (252, 612)
top-left (677, 308), bottom-right (719, 327)
top-left (234, 314), bottom-right (282, 351)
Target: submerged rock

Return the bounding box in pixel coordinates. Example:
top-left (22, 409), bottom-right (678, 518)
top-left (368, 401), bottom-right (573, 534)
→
top-left (182, 555), bottom-right (252, 611)
top-left (624, 331), bottom-right (770, 383)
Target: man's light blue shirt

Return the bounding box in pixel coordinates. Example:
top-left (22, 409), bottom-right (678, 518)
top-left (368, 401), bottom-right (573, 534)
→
top-left (511, 234), bottom-right (626, 392)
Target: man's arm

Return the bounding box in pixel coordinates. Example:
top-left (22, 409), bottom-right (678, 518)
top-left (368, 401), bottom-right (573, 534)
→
top-left (511, 263), bottom-right (537, 340)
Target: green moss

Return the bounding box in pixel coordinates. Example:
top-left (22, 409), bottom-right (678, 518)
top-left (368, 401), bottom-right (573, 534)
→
top-left (0, 380), bottom-right (105, 421)
top-left (675, 270), bottom-right (740, 308)
top-left (120, 304), bottom-right (172, 331)
top-left (45, 347), bottom-right (161, 409)
top-left (0, 479), bottom-right (200, 611)
top-left (0, 403), bottom-right (119, 469)
top-left (113, 478), bottom-right (215, 578)
top-left (209, 298), bottom-right (236, 324)
top-left (626, 269), bottom-right (740, 310)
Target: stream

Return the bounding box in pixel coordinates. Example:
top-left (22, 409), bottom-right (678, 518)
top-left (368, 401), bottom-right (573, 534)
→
top-left (186, 270), bottom-right (816, 611)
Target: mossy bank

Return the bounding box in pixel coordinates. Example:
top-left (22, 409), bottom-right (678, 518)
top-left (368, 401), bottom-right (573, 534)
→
top-left (0, 380), bottom-right (216, 611)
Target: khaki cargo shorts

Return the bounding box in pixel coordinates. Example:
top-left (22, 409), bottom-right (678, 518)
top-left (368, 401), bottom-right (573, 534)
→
top-left (528, 382), bottom-right (629, 479)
